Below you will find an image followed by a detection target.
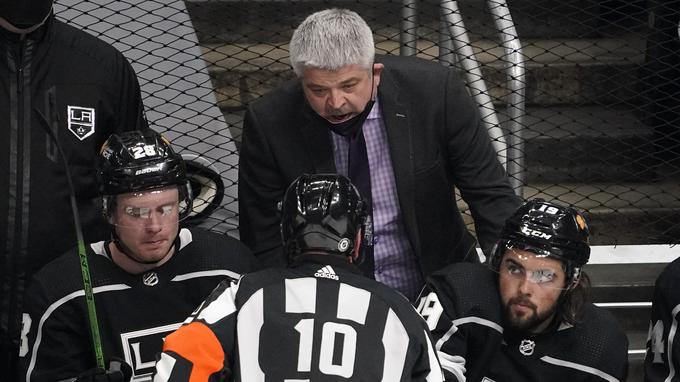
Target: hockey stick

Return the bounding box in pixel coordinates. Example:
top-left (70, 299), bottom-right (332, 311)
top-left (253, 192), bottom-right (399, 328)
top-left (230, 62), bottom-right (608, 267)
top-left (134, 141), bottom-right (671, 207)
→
top-left (37, 109), bottom-right (106, 370)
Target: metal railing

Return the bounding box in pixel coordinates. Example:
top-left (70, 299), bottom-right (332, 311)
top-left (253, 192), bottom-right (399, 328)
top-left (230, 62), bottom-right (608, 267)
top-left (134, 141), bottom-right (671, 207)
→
top-left (427, 0), bottom-right (526, 195)
top-left (488, 0), bottom-right (525, 194)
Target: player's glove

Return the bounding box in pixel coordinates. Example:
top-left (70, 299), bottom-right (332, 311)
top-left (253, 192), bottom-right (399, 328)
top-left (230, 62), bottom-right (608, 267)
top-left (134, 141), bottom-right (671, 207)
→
top-left (73, 358), bottom-right (133, 382)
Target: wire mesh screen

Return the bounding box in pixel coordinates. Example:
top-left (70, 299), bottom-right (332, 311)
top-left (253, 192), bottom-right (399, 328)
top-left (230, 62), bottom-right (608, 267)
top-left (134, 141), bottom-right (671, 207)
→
top-left (54, 0), bottom-right (680, 246)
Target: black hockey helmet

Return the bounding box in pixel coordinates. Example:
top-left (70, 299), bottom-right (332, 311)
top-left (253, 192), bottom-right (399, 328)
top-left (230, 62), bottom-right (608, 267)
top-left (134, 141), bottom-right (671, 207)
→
top-left (98, 130), bottom-right (191, 219)
top-left (489, 198), bottom-right (590, 289)
top-left (280, 174), bottom-right (368, 261)
top-left (0, 0), bottom-right (52, 29)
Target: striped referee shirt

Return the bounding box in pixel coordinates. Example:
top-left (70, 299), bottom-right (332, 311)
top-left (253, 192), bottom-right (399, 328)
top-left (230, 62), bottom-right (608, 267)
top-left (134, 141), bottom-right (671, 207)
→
top-left (155, 255), bottom-right (443, 381)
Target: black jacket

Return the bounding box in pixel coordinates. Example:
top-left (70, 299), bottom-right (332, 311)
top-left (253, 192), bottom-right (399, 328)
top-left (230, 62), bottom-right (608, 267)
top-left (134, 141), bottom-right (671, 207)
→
top-left (0, 16), bottom-right (147, 379)
top-left (239, 54), bottom-right (520, 272)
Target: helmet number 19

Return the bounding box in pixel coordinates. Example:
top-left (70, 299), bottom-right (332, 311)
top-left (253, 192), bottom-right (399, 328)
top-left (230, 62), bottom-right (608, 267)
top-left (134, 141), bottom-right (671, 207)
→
top-left (536, 203), bottom-right (559, 215)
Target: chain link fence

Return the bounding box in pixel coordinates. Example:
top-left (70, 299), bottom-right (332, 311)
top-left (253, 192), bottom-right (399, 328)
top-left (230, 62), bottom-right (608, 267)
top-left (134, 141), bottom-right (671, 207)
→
top-left (55, 0), bottom-right (680, 246)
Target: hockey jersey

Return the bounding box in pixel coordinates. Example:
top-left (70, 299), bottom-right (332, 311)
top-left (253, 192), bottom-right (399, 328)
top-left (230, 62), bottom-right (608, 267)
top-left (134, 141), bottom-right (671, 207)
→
top-left (155, 254), bottom-right (444, 381)
top-left (416, 262), bottom-right (629, 382)
top-left (644, 257), bottom-right (680, 382)
top-left (19, 228), bottom-right (258, 382)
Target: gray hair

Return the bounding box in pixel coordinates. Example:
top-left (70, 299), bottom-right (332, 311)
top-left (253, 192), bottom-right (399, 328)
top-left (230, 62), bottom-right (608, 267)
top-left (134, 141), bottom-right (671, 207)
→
top-left (289, 8), bottom-right (375, 77)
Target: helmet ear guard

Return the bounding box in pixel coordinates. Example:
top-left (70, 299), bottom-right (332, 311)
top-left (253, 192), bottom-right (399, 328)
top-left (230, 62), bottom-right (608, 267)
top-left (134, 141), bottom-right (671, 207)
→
top-left (181, 154), bottom-right (225, 224)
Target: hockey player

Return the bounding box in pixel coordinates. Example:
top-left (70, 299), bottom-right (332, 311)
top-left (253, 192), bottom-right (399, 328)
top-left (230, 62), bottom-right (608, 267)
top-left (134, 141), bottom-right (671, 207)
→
top-left (19, 130), bottom-right (259, 381)
top-left (154, 173), bottom-right (444, 381)
top-left (644, 256), bottom-right (680, 381)
top-left (416, 199), bottom-right (629, 382)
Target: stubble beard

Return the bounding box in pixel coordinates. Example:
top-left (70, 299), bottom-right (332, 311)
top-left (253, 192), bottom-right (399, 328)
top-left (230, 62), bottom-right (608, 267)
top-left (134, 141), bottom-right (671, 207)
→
top-left (504, 296), bottom-right (557, 333)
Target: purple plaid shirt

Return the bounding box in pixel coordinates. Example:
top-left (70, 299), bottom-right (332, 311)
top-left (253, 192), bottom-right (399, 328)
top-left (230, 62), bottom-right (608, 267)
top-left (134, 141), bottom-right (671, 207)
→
top-left (331, 100), bottom-right (424, 300)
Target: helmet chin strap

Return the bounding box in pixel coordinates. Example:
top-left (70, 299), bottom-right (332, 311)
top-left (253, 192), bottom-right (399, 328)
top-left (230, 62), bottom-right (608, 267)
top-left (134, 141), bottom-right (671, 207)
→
top-left (109, 228), bottom-right (177, 266)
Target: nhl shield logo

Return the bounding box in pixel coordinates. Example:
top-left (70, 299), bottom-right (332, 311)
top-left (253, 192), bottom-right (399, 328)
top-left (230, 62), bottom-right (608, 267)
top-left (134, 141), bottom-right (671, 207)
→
top-left (142, 272), bottom-right (159, 287)
top-left (67, 105), bottom-right (96, 141)
top-left (519, 339), bottom-right (536, 356)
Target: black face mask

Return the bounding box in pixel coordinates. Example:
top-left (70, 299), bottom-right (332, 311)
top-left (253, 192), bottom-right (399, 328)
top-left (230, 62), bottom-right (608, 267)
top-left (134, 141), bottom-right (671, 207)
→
top-left (307, 68), bottom-right (377, 138)
top-left (319, 99), bottom-right (375, 138)
top-left (0, 0), bottom-right (52, 29)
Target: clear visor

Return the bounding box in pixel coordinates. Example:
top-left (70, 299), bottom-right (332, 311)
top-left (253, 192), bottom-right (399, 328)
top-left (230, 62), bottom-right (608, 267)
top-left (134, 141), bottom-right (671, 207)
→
top-left (111, 187), bottom-right (189, 229)
top-left (496, 244), bottom-right (568, 290)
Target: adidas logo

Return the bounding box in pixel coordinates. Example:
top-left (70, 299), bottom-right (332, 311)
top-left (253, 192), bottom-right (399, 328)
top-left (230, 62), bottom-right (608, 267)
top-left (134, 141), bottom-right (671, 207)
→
top-left (314, 265), bottom-right (339, 280)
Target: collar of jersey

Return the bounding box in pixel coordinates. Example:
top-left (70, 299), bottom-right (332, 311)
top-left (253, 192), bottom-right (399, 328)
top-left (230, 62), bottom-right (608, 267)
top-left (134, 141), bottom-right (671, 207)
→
top-left (289, 253), bottom-right (362, 275)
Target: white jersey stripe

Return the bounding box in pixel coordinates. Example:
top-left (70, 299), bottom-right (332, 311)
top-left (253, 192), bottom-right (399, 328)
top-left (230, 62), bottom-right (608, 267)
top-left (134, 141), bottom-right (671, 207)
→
top-left (171, 269), bottom-right (241, 282)
top-left (238, 289), bottom-right (266, 382)
top-left (540, 355), bottom-right (619, 382)
top-left (437, 352), bottom-right (466, 382)
top-left (436, 316), bottom-right (503, 352)
top-left (664, 303), bottom-right (680, 382)
top-left (424, 329), bottom-right (445, 381)
top-left (381, 308), bottom-right (410, 382)
top-left (285, 278), bottom-right (316, 314)
top-left (198, 282), bottom-right (240, 325)
top-left (436, 322), bottom-right (459, 352)
top-left (177, 228), bottom-right (193, 251)
top-left (452, 317), bottom-right (504, 334)
top-left (26, 284), bottom-right (132, 381)
top-left (337, 283), bottom-right (370, 325)
top-left (153, 352), bottom-right (177, 382)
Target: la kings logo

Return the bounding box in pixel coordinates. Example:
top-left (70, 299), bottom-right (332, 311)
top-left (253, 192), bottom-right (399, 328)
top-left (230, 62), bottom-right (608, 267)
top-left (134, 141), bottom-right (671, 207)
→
top-left (120, 323), bottom-right (182, 381)
top-left (67, 105), bottom-right (96, 141)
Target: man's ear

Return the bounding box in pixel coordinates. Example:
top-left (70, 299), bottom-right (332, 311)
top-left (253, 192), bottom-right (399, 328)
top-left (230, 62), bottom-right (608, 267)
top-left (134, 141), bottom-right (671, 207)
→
top-left (372, 63), bottom-right (384, 88)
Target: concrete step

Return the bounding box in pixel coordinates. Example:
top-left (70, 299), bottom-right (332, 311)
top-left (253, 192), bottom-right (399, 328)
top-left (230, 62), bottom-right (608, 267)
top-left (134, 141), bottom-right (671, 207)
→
top-left (593, 305), bottom-right (648, 349)
top-left (588, 262), bottom-right (657, 380)
top-left (186, 0), bottom-right (646, 43)
top-left (453, 179), bottom-right (680, 246)
top-left (525, 181), bottom-right (680, 245)
top-left (629, 352), bottom-right (645, 382)
top-left (588, 263), bottom-right (662, 303)
top-left (506, 105), bottom-right (657, 183)
top-left (202, 36), bottom-right (645, 111)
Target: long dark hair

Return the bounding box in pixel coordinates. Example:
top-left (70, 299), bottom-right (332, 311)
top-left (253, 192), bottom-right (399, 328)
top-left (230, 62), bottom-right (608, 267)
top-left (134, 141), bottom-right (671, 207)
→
top-left (558, 271), bottom-right (591, 325)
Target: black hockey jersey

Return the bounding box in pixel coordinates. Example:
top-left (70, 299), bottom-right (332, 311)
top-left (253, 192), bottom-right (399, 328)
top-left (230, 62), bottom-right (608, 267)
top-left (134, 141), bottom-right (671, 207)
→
top-left (155, 254), bottom-right (444, 381)
top-left (19, 228), bottom-right (258, 382)
top-left (416, 262), bottom-right (629, 382)
top-left (644, 257), bottom-right (680, 382)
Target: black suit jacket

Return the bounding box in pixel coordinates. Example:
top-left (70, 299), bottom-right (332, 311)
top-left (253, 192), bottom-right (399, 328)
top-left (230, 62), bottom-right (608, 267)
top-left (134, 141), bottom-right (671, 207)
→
top-left (238, 54), bottom-right (520, 276)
